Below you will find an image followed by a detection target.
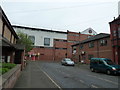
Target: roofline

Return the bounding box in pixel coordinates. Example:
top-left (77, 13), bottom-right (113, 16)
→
top-left (109, 15), bottom-right (120, 24)
top-left (12, 25), bottom-right (67, 34)
top-left (81, 27), bottom-right (97, 34)
top-left (0, 7), bottom-right (19, 39)
top-left (72, 33), bottom-right (110, 47)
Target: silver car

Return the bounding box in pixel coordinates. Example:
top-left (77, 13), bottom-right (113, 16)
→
top-left (61, 58), bottom-right (75, 66)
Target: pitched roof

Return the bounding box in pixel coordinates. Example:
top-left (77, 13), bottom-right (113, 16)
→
top-left (0, 7), bottom-right (19, 39)
top-left (81, 27), bottom-right (97, 35)
top-left (72, 33), bottom-right (110, 47)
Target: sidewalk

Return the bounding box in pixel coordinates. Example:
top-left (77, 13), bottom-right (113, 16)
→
top-left (14, 61), bottom-right (58, 88)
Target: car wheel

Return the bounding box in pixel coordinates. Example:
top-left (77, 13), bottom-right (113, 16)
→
top-left (91, 68), bottom-right (95, 72)
top-left (106, 70), bottom-right (111, 75)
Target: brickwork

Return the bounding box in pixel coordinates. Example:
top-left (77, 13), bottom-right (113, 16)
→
top-left (0, 18), bottom-right (2, 34)
top-left (28, 31), bottom-right (93, 61)
top-left (109, 16), bottom-right (120, 64)
top-left (72, 34), bottom-right (113, 64)
top-left (32, 47), bottom-right (54, 61)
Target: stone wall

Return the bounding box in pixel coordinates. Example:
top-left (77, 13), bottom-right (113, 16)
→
top-left (1, 64), bottom-right (21, 89)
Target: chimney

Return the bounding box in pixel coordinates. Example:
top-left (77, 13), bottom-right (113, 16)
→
top-left (114, 17), bottom-right (115, 20)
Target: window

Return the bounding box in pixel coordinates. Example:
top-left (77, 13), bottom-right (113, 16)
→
top-left (55, 48), bottom-right (67, 50)
top-left (118, 27), bottom-right (120, 38)
top-left (99, 60), bottom-right (104, 64)
top-left (88, 36), bottom-right (92, 38)
top-left (55, 39), bottom-right (67, 42)
top-left (72, 46), bottom-right (76, 54)
top-left (113, 30), bottom-right (116, 37)
top-left (44, 38), bottom-right (50, 46)
top-left (89, 42), bottom-right (94, 48)
top-left (80, 44), bottom-right (83, 49)
top-left (100, 39), bottom-right (107, 46)
top-left (29, 36), bottom-right (35, 45)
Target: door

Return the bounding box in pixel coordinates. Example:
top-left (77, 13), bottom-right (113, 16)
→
top-left (97, 60), bottom-right (106, 72)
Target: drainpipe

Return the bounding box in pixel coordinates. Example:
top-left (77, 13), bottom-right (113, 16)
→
top-left (97, 40), bottom-right (99, 58)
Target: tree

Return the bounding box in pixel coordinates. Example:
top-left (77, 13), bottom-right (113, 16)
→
top-left (17, 31), bottom-right (33, 53)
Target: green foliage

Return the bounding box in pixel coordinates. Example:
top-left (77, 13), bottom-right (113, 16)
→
top-left (17, 31), bottom-right (33, 52)
top-left (2, 63), bottom-right (16, 69)
top-left (0, 68), bottom-right (9, 75)
top-left (0, 63), bottom-right (16, 75)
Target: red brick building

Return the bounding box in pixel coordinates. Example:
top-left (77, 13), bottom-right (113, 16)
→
top-left (1, 7), bottom-right (25, 68)
top-left (109, 16), bottom-right (120, 64)
top-left (72, 33), bottom-right (113, 64)
top-left (53, 31), bottom-right (93, 61)
top-left (13, 25), bottom-right (96, 61)
top-left (31, 31), bottom-right (93, 61)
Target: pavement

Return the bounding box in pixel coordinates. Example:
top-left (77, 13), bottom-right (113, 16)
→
top-left (14, 61), bottom-right (59, 88)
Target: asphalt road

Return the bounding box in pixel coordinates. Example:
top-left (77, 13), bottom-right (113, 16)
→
top-left (14, 61), bottom-right (120, 89)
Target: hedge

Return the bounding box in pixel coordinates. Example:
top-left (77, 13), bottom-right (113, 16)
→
top-left (2, 63), bottom-right (16, 69)
top-left (0, 63), bottom-right (16, 75)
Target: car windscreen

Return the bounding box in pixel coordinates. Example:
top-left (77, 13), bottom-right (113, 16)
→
top-left (65, 59), bottom-right (72, 61)
top-left (105, 60), bottom-right (115, 65)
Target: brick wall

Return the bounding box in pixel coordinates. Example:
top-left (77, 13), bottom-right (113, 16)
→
top-left (32, 47), bottom-right (54, 61)
top-left (0, 18), bottom-right (2, 35)
top-left (28, 31), bottom-right (94, 61)
top-left (73, 37), bottom-right (113, 64)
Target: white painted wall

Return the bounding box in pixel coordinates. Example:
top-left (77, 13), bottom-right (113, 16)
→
top-left (14, 27), bottom-right (67, 47)
top-left (81, 28), bottom-right (97, 35)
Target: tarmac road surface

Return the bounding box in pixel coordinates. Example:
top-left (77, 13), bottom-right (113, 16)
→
top-left (14, 61), bottom-right (120, 89)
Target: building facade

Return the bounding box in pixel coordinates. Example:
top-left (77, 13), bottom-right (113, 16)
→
top-left (1, 7), bottom-right (25, 68)
top-left (81, 27), bottom-right (97, 35)
top-left (109, 16), bottom-right (120, 65)
top-left (72, 33), bottom-right (113, 64)
top-left (13, 25), bottom-right (94, 61)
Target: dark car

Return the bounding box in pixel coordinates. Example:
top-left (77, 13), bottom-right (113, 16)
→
top-left (61, 58), bottom-right (75, 66)
top-left (90, 58), bottom-right (120, 75)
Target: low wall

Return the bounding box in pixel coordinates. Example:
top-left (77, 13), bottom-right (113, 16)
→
top-left (1, 64), bottom-right (21, 89)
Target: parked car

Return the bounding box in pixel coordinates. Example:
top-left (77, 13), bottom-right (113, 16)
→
top-left (61, 58), bottom-right (75, 66)
top-left (90, 58), bottom-right (120, 75)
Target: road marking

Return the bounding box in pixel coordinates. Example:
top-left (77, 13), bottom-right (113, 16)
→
top-left (87, 74), bottom-right (118, 85)
top-left (41, 69), bottom-right (62, 90)
top-left (35, 63), bottom-right (62, 90)
top-left (91, 84), bottom-right (98, 88)
top-left (79, 80), bottom-right (85, 83)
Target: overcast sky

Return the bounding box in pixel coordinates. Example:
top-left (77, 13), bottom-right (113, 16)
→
top-left (1, 0), bottom-right (120, 34)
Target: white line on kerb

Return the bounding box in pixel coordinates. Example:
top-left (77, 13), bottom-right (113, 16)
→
top-left (41, 69), bottom-right (62, 90)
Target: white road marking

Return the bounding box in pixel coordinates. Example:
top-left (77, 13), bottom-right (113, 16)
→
top-left (41, 69), bottom-right (62, 90)
top-left (79, 80), bottom-right (85, 83)
top-left (87, 74), bottom-right (118, 85)
top-left (36, 63), bottom-right (62, 90)
top-left (91, 84), bottom-right (98, 88)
